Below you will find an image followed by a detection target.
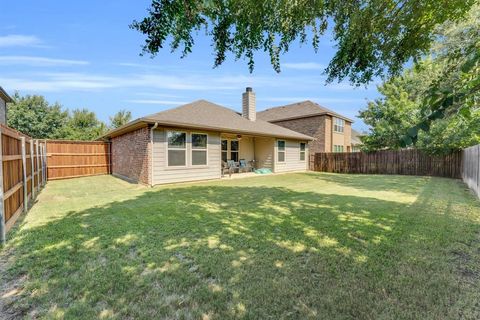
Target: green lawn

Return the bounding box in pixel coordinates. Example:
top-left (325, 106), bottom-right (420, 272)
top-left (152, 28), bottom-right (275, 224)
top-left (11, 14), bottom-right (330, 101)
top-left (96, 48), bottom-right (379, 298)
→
top-left (1, 173), bottom-right (480, 319)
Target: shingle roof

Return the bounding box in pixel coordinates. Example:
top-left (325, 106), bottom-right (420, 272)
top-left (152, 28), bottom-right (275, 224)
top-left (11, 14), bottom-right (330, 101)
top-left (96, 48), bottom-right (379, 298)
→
top-left (101, 100), bottom-right (313, 140)
top-left (257, 100), bottom-right (353, 122)
top-left (0, 86), bottom-right (13, 103)
top-left (351, 129), bottom-right (363, 145)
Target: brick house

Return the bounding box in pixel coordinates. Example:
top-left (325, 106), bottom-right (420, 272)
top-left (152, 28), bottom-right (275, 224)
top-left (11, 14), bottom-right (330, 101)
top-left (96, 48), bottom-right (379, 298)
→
top-left (101, 88), bottom-right (313, 186)
top-left (0, 86), bottom-right (13, 125)
top-left (257, 101), bottom-right (354, 153)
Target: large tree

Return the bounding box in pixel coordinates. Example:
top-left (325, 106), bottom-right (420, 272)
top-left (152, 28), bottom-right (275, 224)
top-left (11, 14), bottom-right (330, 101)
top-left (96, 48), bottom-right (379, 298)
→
top-left (398, 3), bottom-right (480, 146)
top-left (61, 109), bottom-right (108, 140)
top-left (7, 93), bottom-right (69, 139)
top-left (359, 59), bottom-right (480, 154)
top-left (109, 109), bottom-right (132, 128)
top-left (130, 0), bottom-right (474, 84)
top-left (359, 4), bottom-right (480, 154)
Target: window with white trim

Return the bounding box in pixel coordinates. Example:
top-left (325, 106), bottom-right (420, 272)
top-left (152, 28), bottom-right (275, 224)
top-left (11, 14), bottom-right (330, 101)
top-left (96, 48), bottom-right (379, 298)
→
top-left (277, 140), bottom-right (286, 162)
top-left (221, 139), bottom-right (228, 162)
top-left (167, 131), bottom-right (186, 166)
top-left (333, 118), bottom-right (345, 133)
top-left (333, 145), bottom-right (344, 153)
top-left (191, 133), bottom-right (207, 165)
top-left (230, 140), bottom-right (239, 162)
top-left (300, 142), bottom-right (306, 161)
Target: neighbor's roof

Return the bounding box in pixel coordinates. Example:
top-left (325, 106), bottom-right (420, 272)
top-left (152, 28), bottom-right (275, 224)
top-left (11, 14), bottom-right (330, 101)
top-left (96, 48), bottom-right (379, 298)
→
top-left (257, 100), bottom-right (353, 123)
top-left (0, 87), bottom-right (13, 103)
top-left (100, 100), bottom-right (313, 140)
top-left (351, 129), bottom-right (364, 145)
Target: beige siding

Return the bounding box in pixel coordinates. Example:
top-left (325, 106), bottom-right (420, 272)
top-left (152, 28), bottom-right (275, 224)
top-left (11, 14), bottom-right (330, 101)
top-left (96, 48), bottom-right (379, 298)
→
top-left (239, 136), bottom-right (255, 160)
top-left (274, 139), bottom-right (309, 173)
top-left (152, 128), bottom-right (221, 185)
top-left (254, 137), bottom-right (274, 170)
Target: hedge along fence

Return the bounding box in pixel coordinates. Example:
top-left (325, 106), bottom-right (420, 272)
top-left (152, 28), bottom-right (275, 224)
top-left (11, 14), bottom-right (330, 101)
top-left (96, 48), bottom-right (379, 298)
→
top-left (46, 140), bottom-right (111, 180)
top-left (462, 145), bottom-right (480, 199)
top-left (310, 149), bottom-right (463, 179)
top-left (0, 124), bottom-right (47, 244)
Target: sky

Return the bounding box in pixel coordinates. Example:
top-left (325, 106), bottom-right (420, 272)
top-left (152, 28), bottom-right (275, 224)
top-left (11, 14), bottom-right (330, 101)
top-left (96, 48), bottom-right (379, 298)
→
top-left (0, 0), bottom-right (381, 131)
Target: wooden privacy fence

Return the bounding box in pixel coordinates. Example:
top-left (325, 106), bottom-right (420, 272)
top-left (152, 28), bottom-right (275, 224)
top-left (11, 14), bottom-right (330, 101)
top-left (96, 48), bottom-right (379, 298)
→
top-left (310, 149), bottom-right (463, 178)
top-left (0, 124), bottom-right (47, 243)
top-left (46, 140), bottom-right (111, 180)
top-left (462, 145), bottom-right (480, 198)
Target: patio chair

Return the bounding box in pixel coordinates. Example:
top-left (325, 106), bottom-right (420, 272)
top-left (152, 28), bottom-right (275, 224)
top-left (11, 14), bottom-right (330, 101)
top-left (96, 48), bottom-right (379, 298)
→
top-left (226, 160), bottom-right (239, 173)
top-left (222, 161), bottom-right (233, 177)
top-left (239, 159), bottom-right (253, 172)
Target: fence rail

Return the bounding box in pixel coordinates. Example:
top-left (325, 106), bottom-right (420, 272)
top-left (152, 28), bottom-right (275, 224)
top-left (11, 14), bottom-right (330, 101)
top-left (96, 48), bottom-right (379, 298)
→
top-left (462, 145), bottom-right (480, 198)
top-left (46, 140), bottom-right (111, 180)
top-left (310, 149), bottom-right (463, 179)
top-left (0, 124), bottom-right (46, 243)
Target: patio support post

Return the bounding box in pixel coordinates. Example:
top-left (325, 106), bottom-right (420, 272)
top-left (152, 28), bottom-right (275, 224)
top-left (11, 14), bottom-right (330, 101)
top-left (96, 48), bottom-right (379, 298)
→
top-left (0, 131), bottom-right (5, 245)
top-left (21, 137), bottom-right (28, 212)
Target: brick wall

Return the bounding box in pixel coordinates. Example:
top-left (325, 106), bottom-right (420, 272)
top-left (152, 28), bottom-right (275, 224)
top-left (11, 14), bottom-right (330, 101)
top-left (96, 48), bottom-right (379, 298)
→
top-left (111, 126), bottom-right (151, 185)
top-left (272, 115), bottom-right (328, 153)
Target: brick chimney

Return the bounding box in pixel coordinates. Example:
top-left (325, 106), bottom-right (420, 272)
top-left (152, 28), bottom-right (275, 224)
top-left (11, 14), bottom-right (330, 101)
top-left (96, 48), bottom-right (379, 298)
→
top-left (242, 87), bottom-right (256, 121)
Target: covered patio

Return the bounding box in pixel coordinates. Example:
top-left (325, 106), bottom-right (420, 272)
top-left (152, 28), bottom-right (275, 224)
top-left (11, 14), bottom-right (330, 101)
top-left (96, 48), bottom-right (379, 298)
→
top-left (219, 133), bottom-right (275, 177)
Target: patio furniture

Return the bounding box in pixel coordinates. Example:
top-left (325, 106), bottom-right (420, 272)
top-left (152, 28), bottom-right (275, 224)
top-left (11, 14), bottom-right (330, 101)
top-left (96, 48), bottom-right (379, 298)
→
top-left (222, 161), bottom-right (233, 177)
top-left (239, 159), bottom-right (254, 172)
top-left (226, 160), bottom-right (240, 173)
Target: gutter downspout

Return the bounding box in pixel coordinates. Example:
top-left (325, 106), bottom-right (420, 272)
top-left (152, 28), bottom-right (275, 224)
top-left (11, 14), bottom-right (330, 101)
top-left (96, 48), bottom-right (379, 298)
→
top-left (150, 123), bottom-right (159, 187)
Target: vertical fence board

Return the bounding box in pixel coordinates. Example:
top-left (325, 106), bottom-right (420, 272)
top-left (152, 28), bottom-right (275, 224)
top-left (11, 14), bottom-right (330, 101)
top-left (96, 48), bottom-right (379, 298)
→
top-left (310, 149), bottom-right (463, 179)
top-left (46, 140), bottom-right (111, 180)
top-left (0, 125), bottom-right (48, 239)
top-left (462, 145), bottom-right (480, 199)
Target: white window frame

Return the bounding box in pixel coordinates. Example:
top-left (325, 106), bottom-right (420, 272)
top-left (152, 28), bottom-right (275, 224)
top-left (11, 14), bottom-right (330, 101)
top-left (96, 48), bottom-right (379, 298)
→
top-left (333, 145), bottom-right (344, 153)
top-left (277, 140), bottom-right (286, 163)
top-left (230, 139), bottom-right (239, 162)
top-left (166, 130), bottom-right (187, 167)
top-left (333, 118), bottom-right (345, 133)
top-left (300, 142), bottom-right (306, 161)
top-left (191, 132), bottom-right (208, 166)
top-left (221, 139), bottom-right (228, 163)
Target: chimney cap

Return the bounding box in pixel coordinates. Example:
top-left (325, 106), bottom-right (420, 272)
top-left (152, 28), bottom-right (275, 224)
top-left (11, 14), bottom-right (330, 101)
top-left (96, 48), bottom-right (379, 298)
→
top-left (245, 87), bottom-right (253, 92)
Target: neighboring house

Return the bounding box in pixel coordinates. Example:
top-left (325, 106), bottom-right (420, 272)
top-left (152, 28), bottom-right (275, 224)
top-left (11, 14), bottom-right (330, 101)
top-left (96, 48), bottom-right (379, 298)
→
top-left (0, 86), bottom-right (13, 125)
top-left (101, 88), bottom-right (313, 186)
top-left (351, 129), bottom-right (364, 152)
top-left (257, 101), bottom-right (354, 153)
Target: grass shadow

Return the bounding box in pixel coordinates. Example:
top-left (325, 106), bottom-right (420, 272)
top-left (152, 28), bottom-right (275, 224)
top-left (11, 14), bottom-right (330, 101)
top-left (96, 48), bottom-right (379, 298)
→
top-left (1, 173), bottom-right (480, 319)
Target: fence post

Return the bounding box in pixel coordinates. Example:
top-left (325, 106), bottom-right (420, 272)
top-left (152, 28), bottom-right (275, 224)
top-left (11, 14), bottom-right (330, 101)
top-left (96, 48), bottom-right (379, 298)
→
top-left (0, 130), bottom-right (5, 245)
top-left (21, 137), bottom-right (28, 212)
top-left (43, 143), bottom-right (47, 185)
top-left (30, 139), bottom-right (35, 199)
top-left (39, 143), bottom-right (44, 186)
top-left (35, 140), bottom-right (40, 192)
top-left (38, 141), bottom-right (43, 187)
